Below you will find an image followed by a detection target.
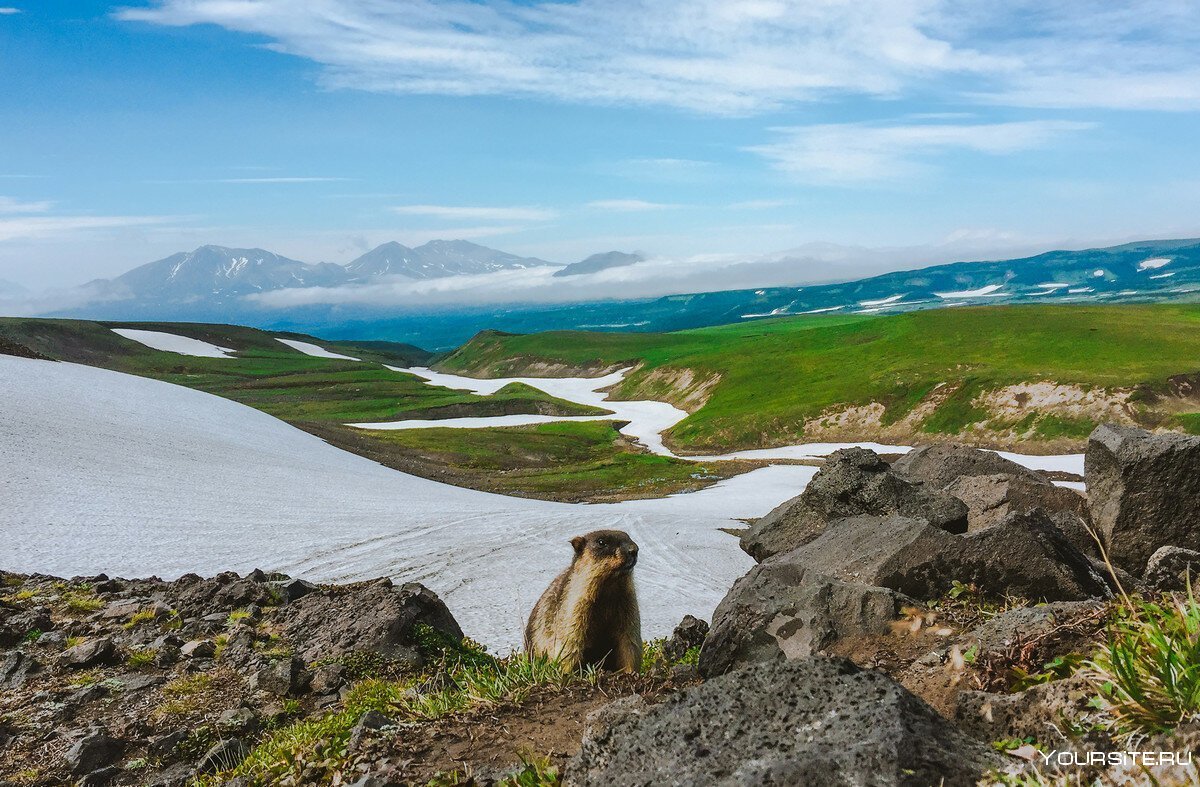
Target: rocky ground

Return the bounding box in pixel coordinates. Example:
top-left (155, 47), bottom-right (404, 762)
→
top-left (4, 423), bottom-right (1200, 785)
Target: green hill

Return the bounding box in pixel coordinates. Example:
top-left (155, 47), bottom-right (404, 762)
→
top-left (439, 304), bottom-right (1200, 453)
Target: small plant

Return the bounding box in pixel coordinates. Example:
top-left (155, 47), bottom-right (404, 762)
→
top-left (640, 637), bottom-right (700, 673)
top-left (68, 668), bottom-right (103, 688)
top-left (1086, 589), bottom-right (1200, 736)
top-left (125, 758), bottom-right (148, 770)
top-left (124, 608), bottom-right (158, 628)
top-left (21, 628), bottom-right (42, 644)
top-left (61, 591), bottom-right (103, 614)
top-left (1010, 653), bottom-right (1085, 692)
top-left (65, 635), bottom-right (85, 649)
top-left (501, 753), bottom-right (560, 786)
top-left (226, 608), bottom-right (253, 626)
top-left (212, 634), bottom-right (229, 660)
top-left (155, 673), bottom-right (216, 717)
top-left (126, 648), bottom-right (156, 669)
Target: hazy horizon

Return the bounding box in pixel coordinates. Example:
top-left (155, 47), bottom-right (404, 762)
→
top-left (3, 1), bottom-right (1200, 303)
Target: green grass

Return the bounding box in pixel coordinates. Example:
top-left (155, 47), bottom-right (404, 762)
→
top-left (1087, 590), bottom-right (1200, 736)
top-left (440, 305), bottom-right (1200, 451)
top-left (207, 653), bottom-right (596, 786)
top-left (334, 420), bottom-right (722, 500)
top-left (0, 317), bottom-right (604, 425)
top-left (1176, 413), bottom-right (1200, 435)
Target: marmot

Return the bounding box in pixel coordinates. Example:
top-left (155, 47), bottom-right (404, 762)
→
top-left (524, 529), bottom-right (642, 672)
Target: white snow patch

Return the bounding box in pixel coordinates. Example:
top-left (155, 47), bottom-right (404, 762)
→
top-left (801, 305), bottom-right (845, 314)
top-left (1150, 272), bottom-right (1176, 279)
top-left (0, 357), bottom-right (766, 651)
top-left (1138, 257), bottom-right (1171, 271)
top-left (1094, 269), bottom-right (1106, 277)
top-left (859, 294), bottom-right (903, 307)
top-left (111, 329), bottom-right (235, 358)
top-left (934, 284), bottom-right (1005, 298)
top-left (276, 338), bottom-right (359, 360)
top-left (1068, 287), bottom-right (1094, 294)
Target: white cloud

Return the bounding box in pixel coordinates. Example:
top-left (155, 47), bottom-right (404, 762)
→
top-left (390, 204), bottom-right (557, 222)
top-left (0, 215), bottom-right (177, 243)
top-left (748, 120), bottom-right (1094, 183)
top-left (587, 199), bottom-right (681, 212)
top-left (0, 196), bottom-right (54, 213)
top-left (727, 199), bottom-right (794, 210)
top-left (114, 0), bottom-right (1200, 113)
top-left (148, 176), bottom-right (353, 184)
top-left (0, 7), bottom-right (20, 14)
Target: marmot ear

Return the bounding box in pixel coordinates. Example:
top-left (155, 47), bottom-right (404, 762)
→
top-left (570, 535), bottom-right (586, 555)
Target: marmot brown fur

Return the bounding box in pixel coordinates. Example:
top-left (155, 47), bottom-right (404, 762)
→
top-left (524, 529), bottom-right (641, 672)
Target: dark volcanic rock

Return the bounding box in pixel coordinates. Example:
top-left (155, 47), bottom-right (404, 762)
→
top-left (249, 657), bottom-right (310, 696)
top-left (775, 511), bottom-right (1111, 603)
top-left (65, 730), bottom-right (123, 777)
top-left (700, 551), bottom-right (912, 677)
top-left (275, 581), bottom-right (462, 667)
top-left (1, 650), bottom-right (41, 689)
top-left (662, 615), bottom-right (708, 663)
top-left (59, 638), bottom-right (118, 669)
top-left (956, 674), bottom-right (1099, 745)
top-left (1086, 424), bottom-right (1200, 574)
top-left (1143, 546), bottom-right (1200, 593)
top-left (944, 473), bottom-right (1090, 535)
top-left (892, 443), bottom-right (1039, 489)
top-left (570, 657), bottom-right (1003, 786)
top-left (740, 448), bottom-right (968, 562)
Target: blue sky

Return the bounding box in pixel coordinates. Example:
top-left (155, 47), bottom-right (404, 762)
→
top-left (2, 0), bottom-right (1200, 290)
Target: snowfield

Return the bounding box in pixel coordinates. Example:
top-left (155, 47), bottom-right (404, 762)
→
top-left (4, 355), bottom-right (1088, 650)
top-left (276, 338), bottom-right (360, 360)
top-left (934, 284), bottom-right (1005, 299)
top-left (0, 356), bottom-right (776, 650)
top-left (111, 328), bottom-right (235, 358)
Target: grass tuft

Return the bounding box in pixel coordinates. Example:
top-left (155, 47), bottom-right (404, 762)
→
top-left (1086, 588), bottom-right (1200, 736)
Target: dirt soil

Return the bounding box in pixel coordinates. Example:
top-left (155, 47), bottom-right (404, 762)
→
top-left (359, 674), bottom-right (684, 783)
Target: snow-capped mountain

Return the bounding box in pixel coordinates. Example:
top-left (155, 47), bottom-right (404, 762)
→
top-left (92, 240), bottom-right (558, 304)
top-left (347, 239), bottom-right (555, 280)
top-left (102, 246), bottom-right (349, 301)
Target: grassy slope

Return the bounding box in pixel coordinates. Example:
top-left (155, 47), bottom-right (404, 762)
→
top-left (0, 317), bottom-right (601, 423)
top-left (440, 305), bottom-right (1200, 451)
top-left (0, 317), bottom-right (708, 500)
top-left (303, 420), bottom-right (748, 502)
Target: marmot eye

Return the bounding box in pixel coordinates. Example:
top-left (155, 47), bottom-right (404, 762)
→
top-left (596, 538), bottom-right (607, 547)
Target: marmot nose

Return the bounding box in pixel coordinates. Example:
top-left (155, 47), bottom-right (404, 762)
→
top-left (624, 548), bottom-right (638, 567)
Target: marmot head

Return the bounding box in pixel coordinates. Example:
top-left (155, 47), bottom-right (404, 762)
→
top-left (570, 529), bottom-right (638, 576)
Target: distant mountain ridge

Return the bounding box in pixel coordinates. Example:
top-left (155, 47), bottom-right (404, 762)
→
top-left (90, 240), bottom-right (559, 304)
top-left (345, 239), bottom-right (555, 280)
top-left (554, 251), bottom-right (644, 277)
top-left (48, 237), bottom-right (1200, 349)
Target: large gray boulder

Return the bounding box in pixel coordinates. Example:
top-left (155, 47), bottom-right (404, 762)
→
top-left (944, 473), bottom-right (1089, 535)
top-left (1086, 424), bottom-right (1200, 574)
top-left (740, 448), bottom-right (968, 562)
top-left (776, 512), bottom-right (1111, 603)
top-left (275, 580), bottom-right (462, 668)
top-left (699, 558), bottom-right (911, 677)
top-left (892, 443), bottom-right (1039, 489)
top-left (569, 657), bottom-right (1003, 786)
top-left (1143, 546), bottom-right (1200, 593)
